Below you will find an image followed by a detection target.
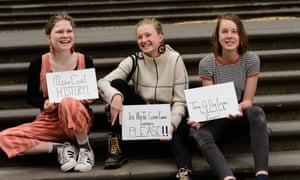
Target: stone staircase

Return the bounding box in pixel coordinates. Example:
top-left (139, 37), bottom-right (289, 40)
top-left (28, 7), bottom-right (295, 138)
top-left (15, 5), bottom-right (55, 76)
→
top-left (1, 0), bottom-right (300, 30)
top-left (0, 0), bottom-right (300, 179)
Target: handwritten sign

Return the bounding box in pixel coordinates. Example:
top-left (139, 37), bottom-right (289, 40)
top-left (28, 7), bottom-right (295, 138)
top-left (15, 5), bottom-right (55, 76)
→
top-left (184, 81), bottom-right (239, 122)
top-left (122, 104), bottom-right (171, 140)
top-left (46, 68), bottom-right (99, 103)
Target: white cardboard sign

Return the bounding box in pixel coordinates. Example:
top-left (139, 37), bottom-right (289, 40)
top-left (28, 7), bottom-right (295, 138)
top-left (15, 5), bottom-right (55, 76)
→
top-left (122, 104), bottom-right (172, 140)
top-left (184, 81), bottom-right (239, 122)
top-left (46, 68), bottom-right (99, 103)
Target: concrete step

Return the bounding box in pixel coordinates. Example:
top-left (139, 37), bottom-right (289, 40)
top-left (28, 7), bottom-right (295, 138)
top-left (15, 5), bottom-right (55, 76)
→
top-left (0, 1), bottom-right (299, 179)
top-left (1, 118), bottom-right (300, 160)
top-left (253, 94), bottom-right (300, 122)
top-left (91, 119), bottom-right (300, 154)
top-left (189, 70), bottom-right (300, 94)
top-left (2, 18), bottom-right (300, 63)
top-left (0, 93), bottom-right (299, 130)
top-left (1, 149), bottom-right (300, 180)
top-left (1, 1), bottom-right (300, 30)
top-left (0, 120), bottom-right (300, 180)
top-left (220, 119), bottom-right (300, 153)
top-left (1, 48), bottom-right (300, 84)
top-left (1, 70), bottom-right (299, 109)
top-left (93, 49), bottom-right (300, 77)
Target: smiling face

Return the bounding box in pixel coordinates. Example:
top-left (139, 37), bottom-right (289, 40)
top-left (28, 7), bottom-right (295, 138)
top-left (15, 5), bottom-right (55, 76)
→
top-left (136, 24), bottom-right (163, 58)
top-left (47, 19), bottom-right (74, 53)
top-left (212, 14), bottom-right (248, 56)
top-left (218, 19), bottom-right (240, 54)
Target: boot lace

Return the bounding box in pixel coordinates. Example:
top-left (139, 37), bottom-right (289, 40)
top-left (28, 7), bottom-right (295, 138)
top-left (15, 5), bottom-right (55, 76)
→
top-left (109, 136), bottom-right (121, 154)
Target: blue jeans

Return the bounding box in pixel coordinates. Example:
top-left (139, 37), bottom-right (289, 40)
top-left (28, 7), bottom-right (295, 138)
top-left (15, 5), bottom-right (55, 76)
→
top-left (193, 106), bottom-right (269, 179)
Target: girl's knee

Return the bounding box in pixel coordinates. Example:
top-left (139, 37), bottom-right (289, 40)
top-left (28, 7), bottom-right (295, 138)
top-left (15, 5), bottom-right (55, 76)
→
top-left (247, 106), bottom-right (264, 115)
top-left (245, 106), bottom-right (267, 127)
top-left (58, 97), bottom-right (84, 114)
top-left (193, 130), bottom-right (214, 147)
top-left (60, 96), bottom-right (77, 104)
top-left (59, 97), bottom-right (80, 107)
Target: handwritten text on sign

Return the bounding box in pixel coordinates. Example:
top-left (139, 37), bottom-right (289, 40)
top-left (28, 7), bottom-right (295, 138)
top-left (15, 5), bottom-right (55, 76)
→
top-left (122, 104), bottom-right (171, 140)
top-left (184, 81), bottom-right (239, 122)
top-left (46, 68), bottom-right (99, 103)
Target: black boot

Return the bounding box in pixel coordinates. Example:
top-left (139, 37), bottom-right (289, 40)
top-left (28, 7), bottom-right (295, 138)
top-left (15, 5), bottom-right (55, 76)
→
top-left (104, 134), bottom-right (128, 169)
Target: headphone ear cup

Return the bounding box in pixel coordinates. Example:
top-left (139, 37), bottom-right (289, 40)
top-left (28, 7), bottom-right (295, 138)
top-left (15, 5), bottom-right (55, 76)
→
top-left (158, 44), bottom-right (166, 54)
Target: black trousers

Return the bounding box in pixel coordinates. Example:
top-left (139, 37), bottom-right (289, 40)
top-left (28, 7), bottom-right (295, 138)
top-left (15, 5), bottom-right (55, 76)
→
top-left (193, 106), bottom-right (269, 179)
top-left (109, 79), bottom-right (192, 170)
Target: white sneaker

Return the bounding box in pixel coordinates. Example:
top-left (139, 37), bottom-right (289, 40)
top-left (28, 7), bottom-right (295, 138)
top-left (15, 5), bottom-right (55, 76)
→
top-left (74, 148), bottom-right (95, 172)
top-left (57, 142), bottom-right (78, 172)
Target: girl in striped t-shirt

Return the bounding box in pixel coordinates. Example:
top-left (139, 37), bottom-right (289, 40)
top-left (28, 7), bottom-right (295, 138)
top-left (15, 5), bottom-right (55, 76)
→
top-left (187, 13), bottom-right (269, 180)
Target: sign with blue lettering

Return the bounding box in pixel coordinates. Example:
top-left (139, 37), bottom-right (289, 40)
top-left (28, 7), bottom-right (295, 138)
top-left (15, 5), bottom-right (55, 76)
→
top-left (185, 81), bottom-right (239, 122)
top-left (122, 104), bottom-right (171, 140)
top-left (46, 68), bottom-right (99, 103)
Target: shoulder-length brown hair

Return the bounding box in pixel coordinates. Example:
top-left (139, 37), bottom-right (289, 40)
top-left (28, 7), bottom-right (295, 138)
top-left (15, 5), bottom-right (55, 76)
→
top-left (211, 13), bottom-right (248, 56)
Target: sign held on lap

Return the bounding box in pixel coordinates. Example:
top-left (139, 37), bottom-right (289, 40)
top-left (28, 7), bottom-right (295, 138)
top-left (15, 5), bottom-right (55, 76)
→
top-left (184, 81), bottom-right (239, 122)
top-left (46, 68), bottom-right (99, 103)
top-left (122, 104), bottom-right (171, 140)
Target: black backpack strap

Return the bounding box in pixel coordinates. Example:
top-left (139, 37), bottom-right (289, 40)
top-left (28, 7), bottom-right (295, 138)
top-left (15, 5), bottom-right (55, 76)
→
top-left (126, 53), bottom-right (138, 81)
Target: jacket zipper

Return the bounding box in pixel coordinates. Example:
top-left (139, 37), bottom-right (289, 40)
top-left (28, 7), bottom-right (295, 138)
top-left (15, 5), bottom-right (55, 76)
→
top-left (153, 58), bottom-right (159, 103)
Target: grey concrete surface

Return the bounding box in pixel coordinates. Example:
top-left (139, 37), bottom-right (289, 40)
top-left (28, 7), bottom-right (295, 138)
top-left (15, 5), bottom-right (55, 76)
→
top-left (1, 17), bottom-right (300, 49)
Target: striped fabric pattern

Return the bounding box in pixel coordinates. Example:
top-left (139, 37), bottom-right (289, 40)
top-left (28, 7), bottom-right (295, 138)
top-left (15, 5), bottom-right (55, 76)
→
top-left (199, 51), bottom-right (260, 101)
